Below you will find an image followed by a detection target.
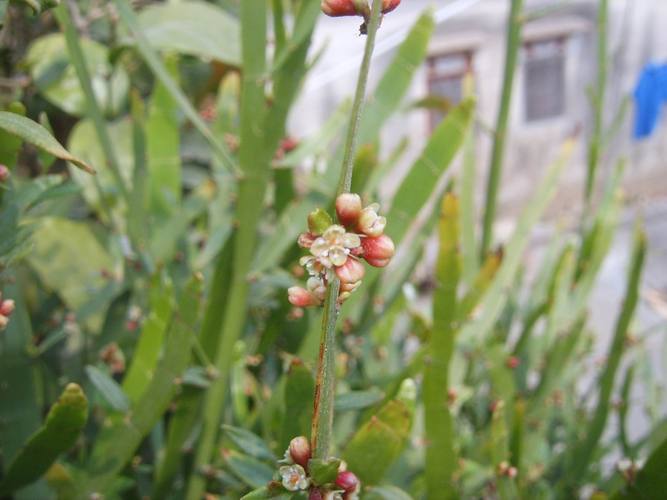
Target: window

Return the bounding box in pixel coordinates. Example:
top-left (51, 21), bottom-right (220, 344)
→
top-left (523, 38), bottom-right (566, 122)
top-left (427, 51), bottom-right (473, 129)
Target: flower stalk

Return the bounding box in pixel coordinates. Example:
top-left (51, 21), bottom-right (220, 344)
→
top-left (311, 0), bottom-right (385, 460)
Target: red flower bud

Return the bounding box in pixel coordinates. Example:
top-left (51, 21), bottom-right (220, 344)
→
top-left (0, 164), bottom-right (10, 182)
top-left (382, 0), bottom-right (401, 14)
top-left (0, 299), bottom-right (15, 317)
top-left (288, 436), bottom-right (311, 468)
top-left (336, 193), bottom-right (362, 228)
top-left (281, 136), bottom-right (299, 153)
top-left (335, 470), bottom-right (360, 493)
top-left (321, 0), bottom-right (368, 17)
top-left (335, 257), bottom-right (365, 284)
top-left (361, 234), bottom-right (395, 267)
top-left (506, 356), bottom-right (520, 369)
top-left (288, 287), bottom-right (319, 308)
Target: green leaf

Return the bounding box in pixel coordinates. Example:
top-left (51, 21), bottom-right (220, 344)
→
top-left (334, 389), bottom-right (385, 412)
top-left (85, 365), bottom-right (130, 412)
top-left (27, 217), bottom-right (115, 331)
top-left (223, 425), bottom-right (276, 462)
top-left (226, 451), bottom-right (274, 489)
top-left (458, 140), bottom-right (574, 347)
top-left (124, 0), bottom-right (240, 66)
top-left (0, 384), bottom-right (88, 495)
top-left (25, 33), bottom-right (128, 118)
top-left (0, 111), bottom-right (94, 173)
top-left (308, 457), bottom-right (341, 486)
top-left (81, 278), bottom-right (201, 496)
top-left (146, 55), bottom-right (182, 216)
top-left (111, 0), bottom-right (238, 175)
top-left (611, 436), bottom-right (667, 500)
top-left (343, 384), bottom-right (415, 485)
top-left (386, 99), bottom-right (474, 246)
top-left (365, 485), bottom-right (414, 500)
top-left (121, 274), bottom-right (175, 403)
top-left (423, 193), bottom-right (460, 499)
top-left (568, 224), bottom-right (647, 485)
top-left (67, 118), bottom-right (133, 217)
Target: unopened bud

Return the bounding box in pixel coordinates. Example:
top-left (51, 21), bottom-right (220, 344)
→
top-left (0, 165), bottom-right (9, 182)
top-left (335, 257), bottom-right (365, 284)
top-left (506, 356), bottom-right (520, 369)
top-left (288, 436), bottom-right (311, 468)
top-left (361, 234), bottom-right (395, 267)
top-left (288, 287), bottom-right (319, 308)
top-left (382, 0), bottom-right (401, 14)
top-left (321, 0), bottom-right (369, 18)
top-left (335, 470), bottom-right (360, 493)
top-left (0, 315), bottom-right (8, 330)
top-left (358, 204), bottom-right (386, 237)
top-left (0, 299), bottom-right (15, 317)
top-left (336, 193), bottom-right (362, 228)
top-left (308, 208), bottom-right (333, 236)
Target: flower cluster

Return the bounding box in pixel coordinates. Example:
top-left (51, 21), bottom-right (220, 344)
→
top-left (0, 292), bottom-right (15, 331)
top-left (321, 0), bottom-right (401, 19)
top-left (288, 194), bottom-right (395, 308)
top-left (277, 436), bottom-right (361, 499)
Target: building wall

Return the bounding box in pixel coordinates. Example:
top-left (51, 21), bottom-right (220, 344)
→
top-left (293, 0), bottom-right (667, 223)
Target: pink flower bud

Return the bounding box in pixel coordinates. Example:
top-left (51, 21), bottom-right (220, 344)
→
top-left (288, 436), bottom-right (311, 468)
top-left (0, 315), bottom-right (8, 330)
top-left (382, 0), bottom-right (401, 14)
top-left (0, 299), bottom-right (15, 317)
top-left (336, 193), bottom-right (362, 228)
top-left (335, 257), bottom-right (365, 284)
top-left (321, 0), bottom-right (368, 17)
top-left (361, 234), bottom-right (395, 267)
top-left (288, 287), bottom-right (318, 308)
top-left (0, 164), bottom-right (9, 182)
top-left (335, 470), bottom-right (360, 493)
top-left (358, 204), bottom-right (386, 237)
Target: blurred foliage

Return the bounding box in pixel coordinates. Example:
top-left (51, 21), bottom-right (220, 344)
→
top-left (0, 1), bottom-right (664, 499)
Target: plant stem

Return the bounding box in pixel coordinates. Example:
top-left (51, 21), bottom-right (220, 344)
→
top-left (311, 0), bottom-right (384, 460)
top-left (480, 0), bottom-right (524, 258)
top-left (55, 2), bottom-right (130, 202)
top-left (337, 0), bottom-right (383, 197)
top-left (584, 0), bottom-right (608, 207)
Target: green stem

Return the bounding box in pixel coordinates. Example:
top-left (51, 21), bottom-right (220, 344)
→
top-left (584, 0), bottom-right (608, 207)
top-left (311, 0), bottom-right (384, 460)
top-left (480, 0), bottom-right (524, 258)
top-left (337, 0), bottom-right (382, 197)
top-left (185, 3), bottom-right (268, 498)
top-left (55, 3), bottom-right (130, 202)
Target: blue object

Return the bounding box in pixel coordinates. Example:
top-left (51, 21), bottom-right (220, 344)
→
top-left (633, 63), bottom-right (667, 139)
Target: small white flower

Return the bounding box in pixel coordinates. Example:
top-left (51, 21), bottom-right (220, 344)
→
top-left (310, 225), bottom-right (361, 268)
top-left (358, 203), bottom-right (386, 237)
top-left (279, 464), bottom-right (310, 491)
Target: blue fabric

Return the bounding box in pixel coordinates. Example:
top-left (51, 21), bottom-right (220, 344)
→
top-left (633, 63), bottom-right (667, 139)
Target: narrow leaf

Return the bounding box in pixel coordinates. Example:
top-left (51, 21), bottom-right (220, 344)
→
top-left (0, 111), bottom-right (94, 173)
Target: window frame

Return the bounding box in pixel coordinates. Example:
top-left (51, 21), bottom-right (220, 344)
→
top-left (426, 50), bottom-right (474, 131)
top-left (522, 36), bottom-right (568, 124)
